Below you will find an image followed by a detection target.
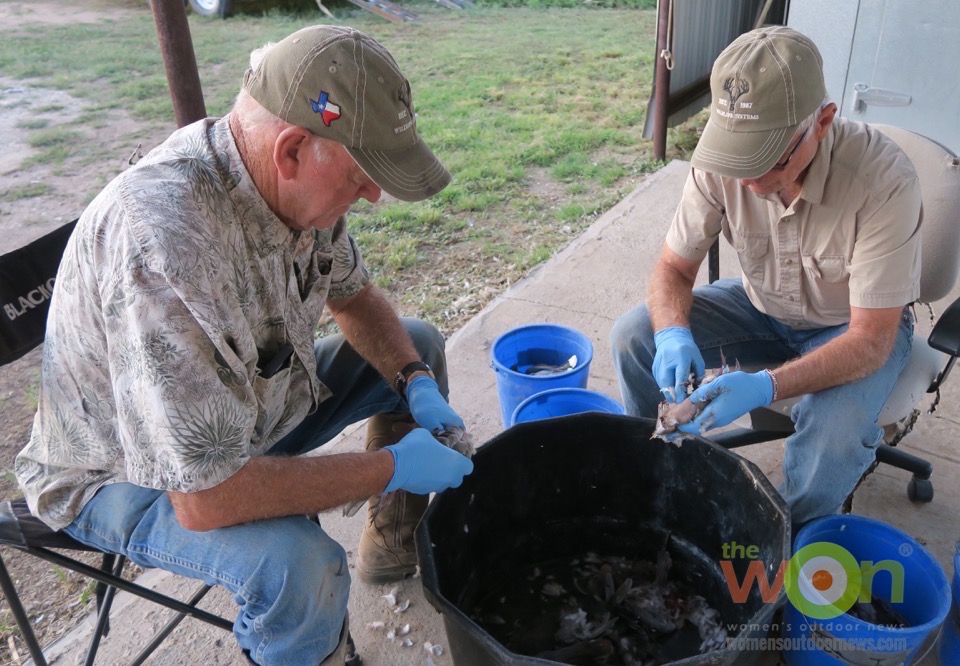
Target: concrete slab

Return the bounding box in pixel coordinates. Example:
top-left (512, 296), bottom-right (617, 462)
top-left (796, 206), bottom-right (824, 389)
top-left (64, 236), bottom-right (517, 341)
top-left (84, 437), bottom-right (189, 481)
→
top-left (39, 158), bottom-right (960, 664)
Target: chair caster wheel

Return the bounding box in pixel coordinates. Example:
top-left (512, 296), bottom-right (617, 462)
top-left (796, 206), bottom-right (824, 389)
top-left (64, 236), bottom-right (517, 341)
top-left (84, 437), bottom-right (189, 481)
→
top-left (907, 477), bottom-right (933, 503)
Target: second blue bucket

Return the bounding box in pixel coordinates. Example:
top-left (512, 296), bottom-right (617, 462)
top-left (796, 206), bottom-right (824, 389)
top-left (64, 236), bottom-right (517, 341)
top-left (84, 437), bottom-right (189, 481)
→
top-left (511, 387), bottom-right (624, 426)
top-left (490, 324), bottom-right (594, 427)
top-left (939, 541), bottom-right (960, 664)
top-left (782, 514), bottom-right (950, 665)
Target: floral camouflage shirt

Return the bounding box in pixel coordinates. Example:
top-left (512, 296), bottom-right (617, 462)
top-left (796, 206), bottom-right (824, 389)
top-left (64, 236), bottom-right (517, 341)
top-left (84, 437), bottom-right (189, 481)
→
top-left (16, 117), bottom-right (370, 529)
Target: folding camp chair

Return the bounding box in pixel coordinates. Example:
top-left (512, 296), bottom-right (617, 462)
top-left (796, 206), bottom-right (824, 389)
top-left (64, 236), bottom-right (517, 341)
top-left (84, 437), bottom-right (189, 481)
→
top-left (0, 221), bottom-right (233, 665)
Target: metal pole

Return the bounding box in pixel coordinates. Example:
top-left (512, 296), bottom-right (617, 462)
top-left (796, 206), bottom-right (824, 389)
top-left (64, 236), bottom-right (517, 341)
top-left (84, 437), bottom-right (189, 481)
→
top-left (151, 0), bottom-right (207, 128)
top-left (653, 0), bottom-right (672, 160)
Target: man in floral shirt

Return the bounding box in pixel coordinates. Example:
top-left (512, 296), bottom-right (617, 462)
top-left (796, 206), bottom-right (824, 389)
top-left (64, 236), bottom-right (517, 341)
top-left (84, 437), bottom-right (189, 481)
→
top-left (16, 25), bottom-right (472, 665)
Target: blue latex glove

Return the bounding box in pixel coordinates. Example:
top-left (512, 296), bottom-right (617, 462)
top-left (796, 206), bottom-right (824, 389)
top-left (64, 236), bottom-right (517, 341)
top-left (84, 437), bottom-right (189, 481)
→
top-left (384, 428), bottom-right (474, 494)
top-left (652, 326), bottom-right (706, 403)
top-left (677, 370), bottom-right (774, 433)
top-left (405, 375), bottom-right (465, 433)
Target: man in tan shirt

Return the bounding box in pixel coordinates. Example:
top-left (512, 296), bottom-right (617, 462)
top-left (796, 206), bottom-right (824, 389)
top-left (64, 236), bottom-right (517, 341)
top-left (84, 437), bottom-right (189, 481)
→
top-left (612, 27), bottom-right (921, 528)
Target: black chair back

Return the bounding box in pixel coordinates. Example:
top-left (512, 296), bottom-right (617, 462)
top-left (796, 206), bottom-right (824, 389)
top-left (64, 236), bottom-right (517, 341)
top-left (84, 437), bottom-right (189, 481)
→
top-left (0, 220), bottom-right (76, 365)
top-left (0, 219), bottom-right (231, 665)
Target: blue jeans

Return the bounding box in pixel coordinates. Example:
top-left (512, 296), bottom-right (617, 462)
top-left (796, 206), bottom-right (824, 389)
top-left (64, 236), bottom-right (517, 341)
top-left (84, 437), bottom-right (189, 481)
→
top-left (610, 279), bottom-right (914, 526)
top-left (64, 318), bottom-right (448, 665)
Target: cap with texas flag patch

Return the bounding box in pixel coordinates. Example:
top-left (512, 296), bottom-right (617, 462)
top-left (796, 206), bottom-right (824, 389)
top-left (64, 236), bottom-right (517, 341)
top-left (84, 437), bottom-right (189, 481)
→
top-left (243, 25), bottom-right (450, 202)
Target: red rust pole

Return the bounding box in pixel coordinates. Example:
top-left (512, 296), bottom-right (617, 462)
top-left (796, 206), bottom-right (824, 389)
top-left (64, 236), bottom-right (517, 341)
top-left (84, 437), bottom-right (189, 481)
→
top-left (652, 1), bottom-right (671, 161)
top-left (151, 0), bottom-right (207, 128)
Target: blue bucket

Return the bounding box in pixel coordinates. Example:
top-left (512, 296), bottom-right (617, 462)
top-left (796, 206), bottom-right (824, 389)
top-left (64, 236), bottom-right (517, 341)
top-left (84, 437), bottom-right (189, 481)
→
top-left (782, 514), bottom-right (950, 665)
top-left (511, 387), bottom-right (625, 426)
top-left (490, 324), bottom-right (594, 427)
top-left (939, 541), bottom-right (960, 664)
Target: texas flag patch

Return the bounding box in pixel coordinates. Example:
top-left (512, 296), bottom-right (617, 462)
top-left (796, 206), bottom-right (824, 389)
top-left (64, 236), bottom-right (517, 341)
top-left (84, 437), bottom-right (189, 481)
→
top-left (309, 90), bottom-right (341, 127)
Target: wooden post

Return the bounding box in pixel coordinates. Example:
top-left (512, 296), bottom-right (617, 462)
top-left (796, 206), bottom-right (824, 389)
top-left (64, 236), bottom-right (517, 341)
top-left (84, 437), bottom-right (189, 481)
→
top-left (151, 0), bottom-right (207, 128)
top-left (653, 1), bottom-right (672, 161)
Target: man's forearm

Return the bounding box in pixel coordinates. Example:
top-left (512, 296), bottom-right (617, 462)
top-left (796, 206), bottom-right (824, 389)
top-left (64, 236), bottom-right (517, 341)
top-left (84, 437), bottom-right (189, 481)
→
top-left (773, 329), bottom-right (895, 402)
top-left (168, 451), bottom-right (393, 531)
top-left (327, 284), bottom-right (420, 381)
top-left (648, 260), bottom-right (696, 332)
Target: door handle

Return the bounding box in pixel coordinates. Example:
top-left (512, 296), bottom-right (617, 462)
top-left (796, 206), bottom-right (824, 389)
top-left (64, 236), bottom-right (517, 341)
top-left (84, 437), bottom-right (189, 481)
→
top-left (851, 83), bottom-right (912, 113)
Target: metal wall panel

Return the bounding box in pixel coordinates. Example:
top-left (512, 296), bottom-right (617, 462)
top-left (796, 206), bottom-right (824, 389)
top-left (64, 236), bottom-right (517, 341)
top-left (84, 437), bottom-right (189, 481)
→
top-left (790, 0), bottom-right (960, 149)
top-left (669, 0), bottom-right (759, 95)
top-left (645, 0), bottom-right (788, 136)
top-left (788, 0), bottom-right (859, 104)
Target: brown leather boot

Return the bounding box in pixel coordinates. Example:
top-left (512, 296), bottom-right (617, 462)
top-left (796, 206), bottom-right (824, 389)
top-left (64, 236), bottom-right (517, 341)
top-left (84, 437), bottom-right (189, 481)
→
top-left (356, 414), bottom-right (429, 584)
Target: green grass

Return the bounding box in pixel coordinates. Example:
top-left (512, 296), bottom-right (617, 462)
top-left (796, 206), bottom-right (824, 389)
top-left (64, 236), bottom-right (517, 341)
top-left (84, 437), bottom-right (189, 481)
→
top-left (1, 182), bottom-right (52, 201)
top-left (16, 118), bottom-right (49, 130)
top-left (1, 0), bottom-right (695, 332)
top-left (23, 374), bottom-right (42, 410)
top-left (21, 128), bottom-right (83, 167)
top-left (78, 580), bottom-right (96, 606)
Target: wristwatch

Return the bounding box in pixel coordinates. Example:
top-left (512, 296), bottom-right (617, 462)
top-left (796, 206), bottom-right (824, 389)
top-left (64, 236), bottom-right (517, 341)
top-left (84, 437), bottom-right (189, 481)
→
top-left (393, 361), bottom-right (434, 397)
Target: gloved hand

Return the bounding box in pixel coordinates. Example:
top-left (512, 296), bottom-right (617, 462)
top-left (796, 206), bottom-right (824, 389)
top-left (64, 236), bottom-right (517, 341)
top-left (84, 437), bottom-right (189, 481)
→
top-left (652, 326), bottom-right (706, 402)
top-left (384, 428), bottom-right (474, 494)
top-left (405, 375), bottom-right (465, 433)
top-left (677, 370), bottom-right (774, 433)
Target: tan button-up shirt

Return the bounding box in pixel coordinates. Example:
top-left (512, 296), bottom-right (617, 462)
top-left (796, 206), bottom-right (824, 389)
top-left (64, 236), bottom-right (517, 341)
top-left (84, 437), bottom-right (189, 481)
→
top-left (666, 118), bottom-right (921, 329)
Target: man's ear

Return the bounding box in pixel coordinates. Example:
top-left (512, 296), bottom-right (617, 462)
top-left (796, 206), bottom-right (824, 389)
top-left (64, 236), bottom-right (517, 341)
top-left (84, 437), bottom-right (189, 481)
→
top-left (814, 103), bottom-right (838, 141)
top-left (273, 126), bottom-right (312, 181)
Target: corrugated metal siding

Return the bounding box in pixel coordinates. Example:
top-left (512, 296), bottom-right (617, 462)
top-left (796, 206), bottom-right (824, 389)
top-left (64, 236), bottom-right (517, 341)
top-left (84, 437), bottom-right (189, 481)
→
top-left (645, 0), bottom-right (788, 135)
top-left (669, 0), bottom-right (761, 96)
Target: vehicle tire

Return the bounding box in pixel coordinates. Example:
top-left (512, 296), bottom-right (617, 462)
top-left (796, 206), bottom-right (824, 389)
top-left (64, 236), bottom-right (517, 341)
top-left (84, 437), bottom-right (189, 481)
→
top-left (188, 0), bottom-right (234, 17)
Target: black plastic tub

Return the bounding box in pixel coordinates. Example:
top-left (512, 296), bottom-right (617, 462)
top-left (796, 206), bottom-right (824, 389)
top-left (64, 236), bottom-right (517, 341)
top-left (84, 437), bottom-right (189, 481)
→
top-left (416, 413), bottom-right (790, 665)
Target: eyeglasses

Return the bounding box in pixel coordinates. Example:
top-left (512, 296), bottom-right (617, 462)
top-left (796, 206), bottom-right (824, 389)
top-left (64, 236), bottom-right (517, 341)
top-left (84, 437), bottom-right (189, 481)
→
top-left (769, 127), bottom-right (810, 172)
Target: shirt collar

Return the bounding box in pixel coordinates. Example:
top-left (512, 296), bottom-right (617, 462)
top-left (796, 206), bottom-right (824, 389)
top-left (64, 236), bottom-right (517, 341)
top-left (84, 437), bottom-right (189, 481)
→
top-left (210, 116), bottom-right (297, 257)
top-left (796, 121), bottom-right (837, 206)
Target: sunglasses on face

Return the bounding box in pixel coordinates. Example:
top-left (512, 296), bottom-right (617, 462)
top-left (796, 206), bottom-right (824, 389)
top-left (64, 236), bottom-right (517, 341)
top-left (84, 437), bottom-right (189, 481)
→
top-left (769, 126), bottom-right (810, 172)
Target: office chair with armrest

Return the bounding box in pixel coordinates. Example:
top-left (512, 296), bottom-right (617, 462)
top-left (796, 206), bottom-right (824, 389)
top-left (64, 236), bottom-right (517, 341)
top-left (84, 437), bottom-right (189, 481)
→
top-left (0, 221), bottom-right (233, 665)
top-left (708, 125), bottom-right (960, 504)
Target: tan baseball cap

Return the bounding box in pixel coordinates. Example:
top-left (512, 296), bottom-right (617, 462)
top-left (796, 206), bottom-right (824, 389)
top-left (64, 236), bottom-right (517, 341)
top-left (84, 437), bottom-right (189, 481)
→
top-left (243, 25), bottom-right (450, 202)
top-left (691, 26), bottom-right (826, 179)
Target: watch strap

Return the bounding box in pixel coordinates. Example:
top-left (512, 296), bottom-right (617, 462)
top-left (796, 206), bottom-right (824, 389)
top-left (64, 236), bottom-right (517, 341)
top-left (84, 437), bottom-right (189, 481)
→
top-left (393, 361), bottom-right (433, 395)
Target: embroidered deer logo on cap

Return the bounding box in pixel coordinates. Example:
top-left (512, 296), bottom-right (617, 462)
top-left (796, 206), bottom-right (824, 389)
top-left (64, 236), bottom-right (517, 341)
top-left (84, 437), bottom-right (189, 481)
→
top-left (723, 77), bottom-right (750, 110)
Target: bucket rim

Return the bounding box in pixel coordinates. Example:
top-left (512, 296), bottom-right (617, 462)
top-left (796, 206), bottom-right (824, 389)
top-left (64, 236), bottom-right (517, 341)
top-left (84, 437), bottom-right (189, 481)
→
top-left (490, 323), bottom-right (595, 376)
top-left (510, 387), bottom-right (625, 426)
top-left (792, 513), bottom-right (952, 632)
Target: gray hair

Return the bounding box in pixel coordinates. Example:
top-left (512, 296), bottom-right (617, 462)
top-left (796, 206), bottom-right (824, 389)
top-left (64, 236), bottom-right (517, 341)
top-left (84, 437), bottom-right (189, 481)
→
top-left (232, 40), bottom-right (288, 136)
top-left (794, 95), bottom-right (834, 138)
top-left (233, 89), bottom-right (287, 136)
top-left (233, 41), bottom-right (338, 165)
top-left (249, 42), bottom-right (275, 70)
top-left (232, 90), bottom-right (336, 165)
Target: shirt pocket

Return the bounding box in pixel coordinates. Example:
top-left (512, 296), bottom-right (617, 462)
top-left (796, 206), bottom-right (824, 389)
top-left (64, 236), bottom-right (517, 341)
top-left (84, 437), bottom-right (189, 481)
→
top-left (251, 366), bottom-right (295, 448)
top-left (730, 228), bottom-right (770, 286)
top-left (801, 255), bottom-right (850, 317)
